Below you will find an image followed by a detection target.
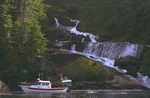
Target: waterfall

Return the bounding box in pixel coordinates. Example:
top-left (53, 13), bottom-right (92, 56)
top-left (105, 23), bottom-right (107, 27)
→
top-left (54, 18), bottom-right (97, 42)
top-left (54, 17), bottom-right (150, 89)
top-left (82, 38), bottom-right (85, 42)
top-left (54, 18), bottom-right (60, 27)
top-left (71, 44), bottom-right (76, 51)
top-left (62, 42), bottom-right (150, 88)
top-left (137, 73), bottom-right (150, 89)
top-left (69, 24), bottom-right (97, 42)
top-left (83, 42), bottom-right (144, 59)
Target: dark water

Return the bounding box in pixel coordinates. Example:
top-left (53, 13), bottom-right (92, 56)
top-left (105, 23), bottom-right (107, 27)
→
top-left (1, 90), bottom-right (150, 98)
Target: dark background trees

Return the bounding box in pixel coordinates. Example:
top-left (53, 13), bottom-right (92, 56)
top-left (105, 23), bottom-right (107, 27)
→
top-left (46, 0), bottom-right (150, 45)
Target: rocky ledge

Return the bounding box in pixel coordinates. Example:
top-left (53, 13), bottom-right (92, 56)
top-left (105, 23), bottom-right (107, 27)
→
top-left (0, 80), bottom-right (10, 95)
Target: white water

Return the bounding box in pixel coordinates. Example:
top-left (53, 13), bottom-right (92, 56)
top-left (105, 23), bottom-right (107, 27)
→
top-left (83, 42), bottom-right (144, 59)
top-left (137, 73), bottom-right (150, 89)
top-left (54, 18), bottom-right (150, 89)
top-left (54, 18), bottom-right (97, 42)
top-left (69, 19), bottom-right (97, 42)
top-left (54, 18), bottom-right (60, 27)
top-left (71, 44), bottom-right (76, 52)
top-left (69, 43), bottom-right (149, 89)
top-left (69, 44), bottom-right (127, 73)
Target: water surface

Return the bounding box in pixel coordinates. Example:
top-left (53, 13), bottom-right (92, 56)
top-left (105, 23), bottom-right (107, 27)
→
top-left (1, 90), bottom-right (150, 98)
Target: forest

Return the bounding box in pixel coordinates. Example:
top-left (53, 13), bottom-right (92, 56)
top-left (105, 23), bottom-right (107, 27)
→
top-left (0, 0), bottom-right (50, 89)
top-left (0, 0), bottom-right (150, 90)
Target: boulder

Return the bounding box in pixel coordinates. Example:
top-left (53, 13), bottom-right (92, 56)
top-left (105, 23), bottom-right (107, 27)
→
top-left (47, 49), bottom-right (147, 89)
top-left (66, 33), bottom-right (91, 42)
top-left (114, 56), bottom-right (140, 77)
top-left (62, 41), bottom-right (85, 52)
top-left (58, 17), bottom-right (75, 27)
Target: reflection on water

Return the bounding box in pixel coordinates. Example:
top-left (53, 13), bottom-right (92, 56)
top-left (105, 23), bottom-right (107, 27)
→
top-left (1, 90), bottom-right (150, 98)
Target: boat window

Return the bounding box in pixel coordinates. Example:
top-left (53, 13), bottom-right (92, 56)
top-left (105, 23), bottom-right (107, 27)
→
top-left (46, 83), bottom-right (49, 85)
top-left (42, 83), bottom-right (49, 86)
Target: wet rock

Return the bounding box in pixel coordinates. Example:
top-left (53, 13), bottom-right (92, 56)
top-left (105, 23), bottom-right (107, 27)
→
top-left (62, 41), bottom-right (85, 52)
top-left (66, 33), bottom-right (91, 42)
top-left (58, 17), bottom-right (75, 27)
top-left (114, 56), bottom-right (140, 77)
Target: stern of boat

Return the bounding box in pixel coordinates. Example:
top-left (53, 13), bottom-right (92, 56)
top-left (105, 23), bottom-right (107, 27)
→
top-left (62, 79), bottom-right (72, 92)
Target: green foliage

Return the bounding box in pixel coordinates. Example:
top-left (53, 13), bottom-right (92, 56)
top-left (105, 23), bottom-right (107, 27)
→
top-left (0, 0), bottom-right (50, 90)
top-left (141, 48), bottom-right (150, 76)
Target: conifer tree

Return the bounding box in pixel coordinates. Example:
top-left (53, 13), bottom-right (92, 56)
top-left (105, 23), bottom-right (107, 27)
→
top-left (11, 0), bottom-right (48, 78)
top-left (0, 0), bottom-right (13, 72)
top-left (0, 0), bottom-right (49, 88)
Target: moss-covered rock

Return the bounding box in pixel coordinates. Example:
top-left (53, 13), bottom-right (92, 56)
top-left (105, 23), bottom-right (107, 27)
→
top-left (46, 42), bottom-right (149, 89)
top-left (114, 56), bottom-right (140, 77)
top-left (61, 56), bottom-right (113, 89)
top-left (44, 26), bottom-right (67, 42)
top-left (49, 51), bottom-right (146, 89)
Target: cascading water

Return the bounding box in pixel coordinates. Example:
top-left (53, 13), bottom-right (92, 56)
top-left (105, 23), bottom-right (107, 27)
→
top-left (137, 73), bottom-right (150, 89)
top-left (71, 44), bottom-right (76, 52)
top-left (54, 18), bottom-right (97, 42)
top-left (54, 17), bottom-right (150, 89)
top-left (82, 38), bottom-right (85, 42)
top-left (69, 19), bottom-right (97, 42)
top-left (83, 42), bottom-right (144, 59)
top-left (54, 18), bottom-right (60, 27)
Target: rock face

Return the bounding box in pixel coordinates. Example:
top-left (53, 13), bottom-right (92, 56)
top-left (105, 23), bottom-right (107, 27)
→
top-left (48, 33), bottom-right (150, 89)
top-left (50, 53), bottom-right (147, 89)
top-left (0, 80), bottom-right (10, 95)
top-left (48, 15), bottom-right (150, 89)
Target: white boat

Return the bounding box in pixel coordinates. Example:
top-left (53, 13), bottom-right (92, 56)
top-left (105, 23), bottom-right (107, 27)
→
top-left (20, 78), bottom-right (72, 94)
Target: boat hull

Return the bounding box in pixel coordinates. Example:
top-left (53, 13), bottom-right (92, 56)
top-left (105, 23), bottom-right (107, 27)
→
top-left (20, 85), bottom-right (70, 94)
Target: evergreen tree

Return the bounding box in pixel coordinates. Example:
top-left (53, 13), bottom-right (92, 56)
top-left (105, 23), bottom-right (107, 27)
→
top-left (0, 0), bottom-right (49, 89)
top-left (0, 0), bottom-right (17, 88)
top-left (0, 0), bottom-right (13, 63)
top-left (11, 0), bottom-right (48, 80)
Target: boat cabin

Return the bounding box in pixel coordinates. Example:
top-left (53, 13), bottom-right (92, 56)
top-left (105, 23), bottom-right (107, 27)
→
top-left (31, 79), bottom-right (51, 88)
top-left (38, 80), bottom-right (51, 88)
